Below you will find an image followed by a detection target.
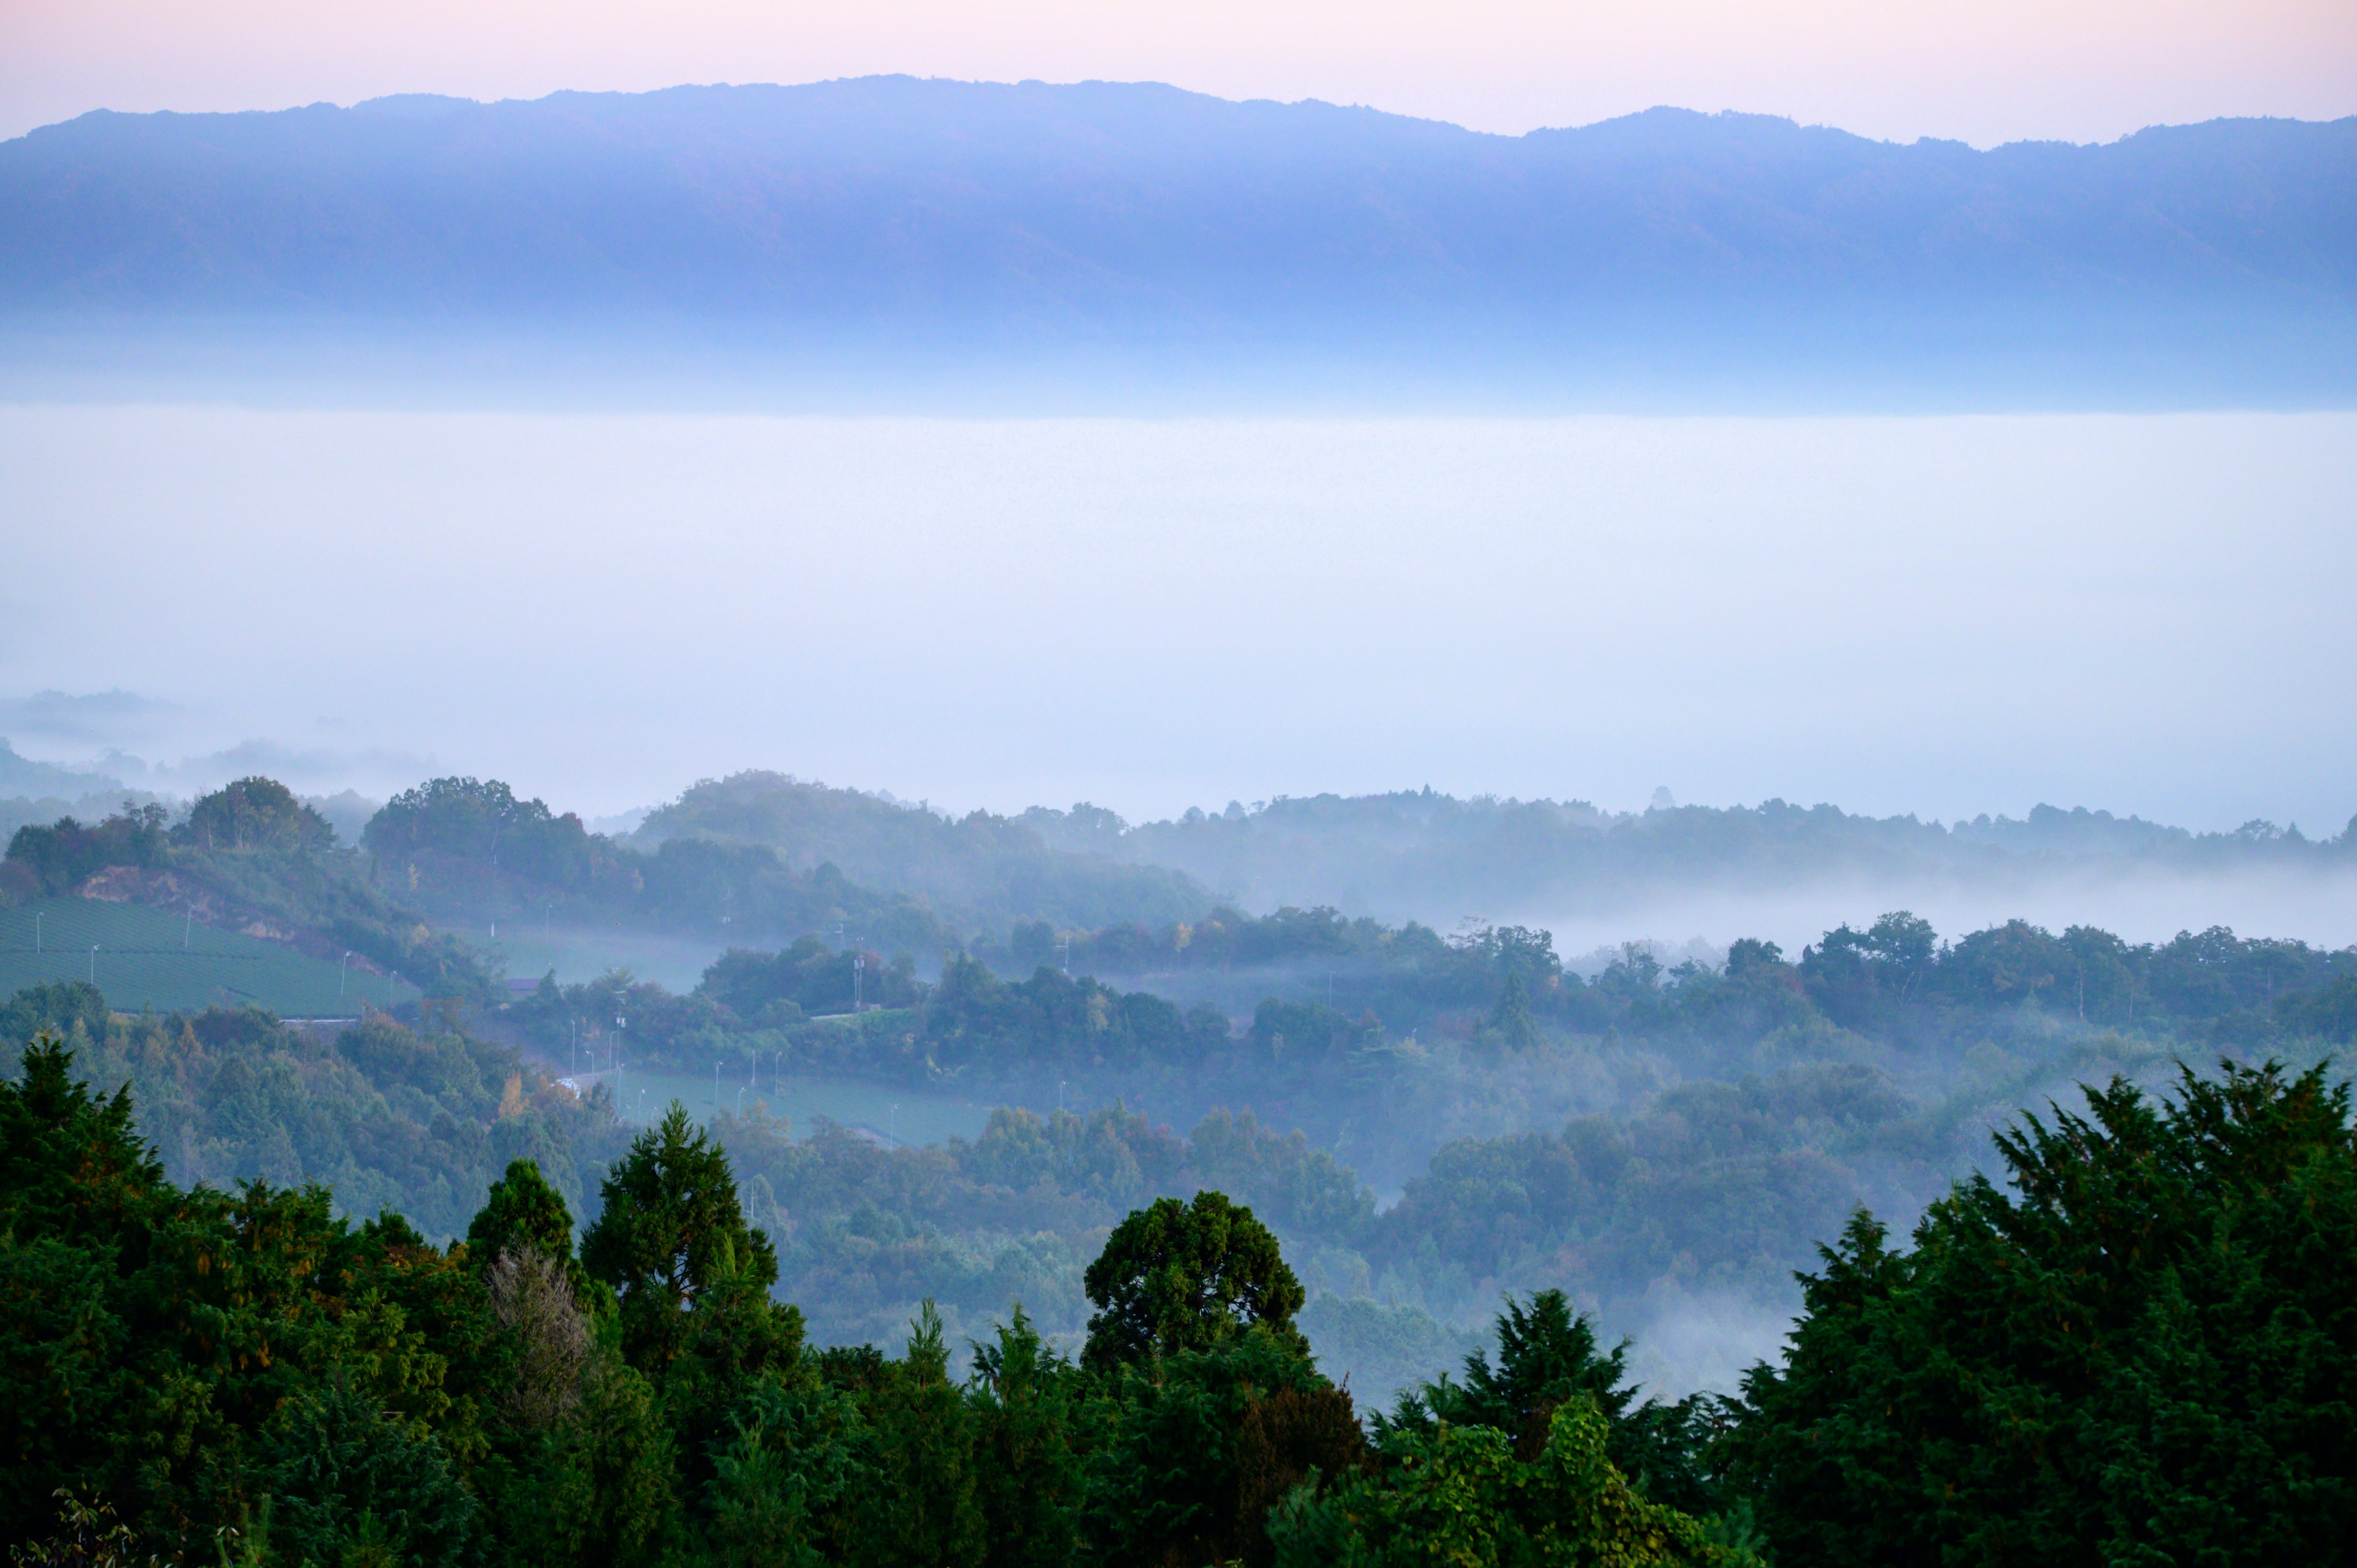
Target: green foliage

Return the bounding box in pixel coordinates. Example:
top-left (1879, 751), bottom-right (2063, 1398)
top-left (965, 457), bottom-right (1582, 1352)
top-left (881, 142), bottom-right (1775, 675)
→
top-left (2277, 971), bottom-right (2357, 1041)
top-left (10, 1489), bottom-right (160, 1568)
top-left (261, 1373), bottom-right (476, 1568)
top-left (1729, 1060), bottom-right (2357, 1566)
top-left (1271, 1399), bottom-right (1736, 1568)
top-left (1385, 1291), bottom-right (1724, 1520)
top-left (1085, 1326), bottom-right (1368, 1568)
top-left (4, 808), bottom-right (167, 897)
top-left (0, 983), bottom-right (107, 1046)
top-left (1083, 1192), bottom-right (1307, 1369)
top-left (857, 1302), bottom-right (985, 1567)
top-left (706, 1375), bottom-right (870, 1568)
top-left (638, 771), bottom-right (1207, 935)
top-left (524, 1356), bottom-right (679, 1568)
top-left (581, 1105), bottom-right (782, 1370)
top-left (466, 1158), bottom-right (577, 1273)
top-left (182, 778), bottom-right (335, 854)
top-left (968, 1307), bottom-right (1086, 1568)
top-left (11, 1012), bottom-right (2356, 1568)
top-left (38, 996), bottom-right (620, 1241)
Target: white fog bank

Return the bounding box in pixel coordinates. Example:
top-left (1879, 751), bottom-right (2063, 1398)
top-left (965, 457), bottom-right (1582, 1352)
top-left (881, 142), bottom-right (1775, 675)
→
top-left (2, 406), bottom-right (2351, 848)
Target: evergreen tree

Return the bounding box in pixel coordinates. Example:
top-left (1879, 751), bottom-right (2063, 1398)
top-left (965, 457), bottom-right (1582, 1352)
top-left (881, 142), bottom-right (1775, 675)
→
top-left (1730, 1060), bottom-right (2357, 1567)
top-left (1385, 1289), bottom-right (1722, 1514)
top-left (581, 1104), bottom-right (780, 1372)
top-left (263, 1374), bottom-right (476, 1568)
top-left (466, 1157), bottom-right (578, 1275)
top-left (968, 1307), bottom-right (1085, 1568)
top-left (859, 1302), bottom-right (984, 1568)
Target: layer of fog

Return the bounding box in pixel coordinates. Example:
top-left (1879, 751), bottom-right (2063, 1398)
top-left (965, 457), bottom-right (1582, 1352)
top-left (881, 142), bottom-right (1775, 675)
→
top-left (3, 404), bottom-right (2351, 840)
top-left (1528, 863), bottom-right (2357, 960)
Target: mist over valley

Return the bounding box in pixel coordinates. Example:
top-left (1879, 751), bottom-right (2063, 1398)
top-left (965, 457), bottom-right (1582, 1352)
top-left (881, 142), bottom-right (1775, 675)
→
top-left (5, 56), bottom-right (2355, 1567)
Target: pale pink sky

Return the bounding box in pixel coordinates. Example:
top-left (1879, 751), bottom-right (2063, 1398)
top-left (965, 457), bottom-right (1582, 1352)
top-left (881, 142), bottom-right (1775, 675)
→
top-left (3, 0), bottom-right (2352, 145)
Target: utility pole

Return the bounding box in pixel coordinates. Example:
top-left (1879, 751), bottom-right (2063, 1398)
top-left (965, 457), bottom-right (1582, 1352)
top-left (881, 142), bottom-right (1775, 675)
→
top-left (89, 944), bottom-right (98, 985)
top-left (341, 952), bottom-right (353, 997)
top-left (853, 954), bottom-right (865, 1011)
top-left (34, 911), bottom-right (41, 953)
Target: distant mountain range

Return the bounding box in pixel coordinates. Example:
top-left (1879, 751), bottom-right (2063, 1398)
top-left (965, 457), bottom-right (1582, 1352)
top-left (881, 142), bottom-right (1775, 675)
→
top-left (4, 78), bottom-right (2354, 400)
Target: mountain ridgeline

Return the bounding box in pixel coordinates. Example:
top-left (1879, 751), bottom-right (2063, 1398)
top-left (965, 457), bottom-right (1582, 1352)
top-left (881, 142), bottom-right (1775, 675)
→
top-left (4, 79), bottom-right (2353, 400)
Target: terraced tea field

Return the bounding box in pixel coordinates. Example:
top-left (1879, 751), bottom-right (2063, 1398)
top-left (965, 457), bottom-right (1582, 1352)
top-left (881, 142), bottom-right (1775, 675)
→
top-left (0, 897), bottom-right (419, 1016)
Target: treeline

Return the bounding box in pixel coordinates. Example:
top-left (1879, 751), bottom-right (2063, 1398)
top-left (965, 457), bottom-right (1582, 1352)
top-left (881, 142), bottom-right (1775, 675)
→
top-left (367, 772), bottom-right (1207, 944)
top-left (1026, 789), bottom-right (2357, 918)
top-left (509, 908), bottom-right (2357, 1094)
top-left (9, 1030), bottom-right (2352, 1566)
top-left (708, 1101), bottom-right (1371, 1350)
top-left (364, 776), bottom-right (970, 956)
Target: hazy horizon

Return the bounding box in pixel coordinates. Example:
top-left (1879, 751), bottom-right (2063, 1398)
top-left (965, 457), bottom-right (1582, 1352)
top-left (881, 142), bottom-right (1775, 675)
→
top-left (7, 2), bottom-right (2353, 146)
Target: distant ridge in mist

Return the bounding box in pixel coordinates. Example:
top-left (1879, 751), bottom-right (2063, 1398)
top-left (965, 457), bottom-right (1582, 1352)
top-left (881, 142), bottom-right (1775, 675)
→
top-left (3, 79), bottom-right (2354, 406)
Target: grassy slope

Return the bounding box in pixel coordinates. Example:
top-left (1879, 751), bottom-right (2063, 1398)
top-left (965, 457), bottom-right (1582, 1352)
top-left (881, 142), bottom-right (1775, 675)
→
top-left (0, 896), bottom-right (420, 1014)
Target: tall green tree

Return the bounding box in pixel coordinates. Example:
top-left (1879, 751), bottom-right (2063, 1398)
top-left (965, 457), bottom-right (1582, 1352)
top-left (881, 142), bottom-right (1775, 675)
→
top-left (581, 1105), bottom-right (781, 1372)
top-left (466, 1157), bottom-right (578, 1273)
top-left (857, 1302), bottom-right (983, 1568)
top-left (1385, 1290), bottom-right (1722, 1515)
top-left (707, 1375), bottom-right (870, 1568)
top-left (1082, 1191), bottom-right (1307, 1369)
top-left (968, 1307), bottom-right (1085, 1568)
top-left (1086, 1327), bottom-right (1366, 1568)
top-left (182, 777), bottom-right (335, 853)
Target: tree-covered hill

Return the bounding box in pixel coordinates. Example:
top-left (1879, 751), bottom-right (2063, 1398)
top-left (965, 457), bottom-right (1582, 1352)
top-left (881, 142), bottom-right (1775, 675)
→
top-left (3, 781), bottom-right (493, 998)
top-left (632, 772), bottom-right (1210, 933)
top-left (354, 773), bottom-right (1210, 953)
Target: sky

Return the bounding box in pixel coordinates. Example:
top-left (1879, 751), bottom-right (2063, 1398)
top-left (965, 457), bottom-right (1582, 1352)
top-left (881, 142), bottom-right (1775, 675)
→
top-left (4, 406), bottom-right (2352, 844)
top-left (3, 0), bottom-right (2353, 146)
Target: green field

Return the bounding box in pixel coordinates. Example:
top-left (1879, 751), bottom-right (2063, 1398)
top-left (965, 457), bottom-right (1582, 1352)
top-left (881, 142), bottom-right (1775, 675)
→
top-left (0, 897), bottom-right (420, 1017)
top-left (489, 923), bottom-right (727, 991)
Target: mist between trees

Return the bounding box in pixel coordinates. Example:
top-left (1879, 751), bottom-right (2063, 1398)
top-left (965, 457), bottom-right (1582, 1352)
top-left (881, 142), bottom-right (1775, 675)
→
top-left (9, 872), bottom-right (2354, 1404)
top-left (6, 773), bottom-right (2355, 1401)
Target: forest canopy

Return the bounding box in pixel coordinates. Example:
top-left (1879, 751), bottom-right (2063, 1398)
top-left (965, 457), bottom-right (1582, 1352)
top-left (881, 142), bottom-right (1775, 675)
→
top-left (5, 1027), bottom-right (2350, 1566)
